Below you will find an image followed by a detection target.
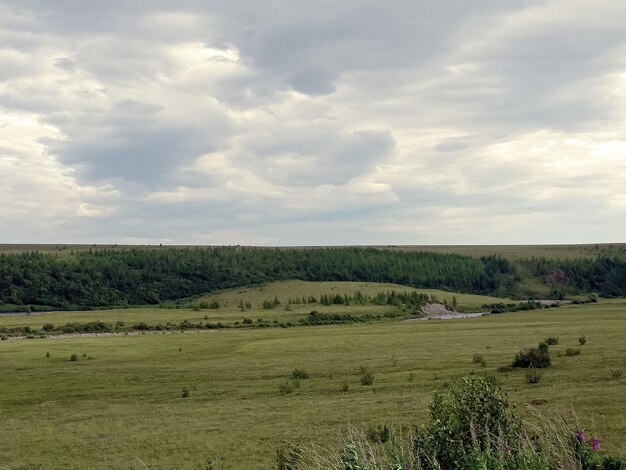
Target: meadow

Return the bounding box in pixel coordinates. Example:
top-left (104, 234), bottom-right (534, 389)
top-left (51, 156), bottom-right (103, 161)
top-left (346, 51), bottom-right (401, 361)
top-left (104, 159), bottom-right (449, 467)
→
top-left (1, 284), bottom-right (625, 469)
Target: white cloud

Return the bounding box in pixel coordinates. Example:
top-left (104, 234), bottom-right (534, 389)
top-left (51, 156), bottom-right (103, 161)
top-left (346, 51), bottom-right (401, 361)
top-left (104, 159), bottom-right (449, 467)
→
top-left (1, 0), bottom-right (626, 244)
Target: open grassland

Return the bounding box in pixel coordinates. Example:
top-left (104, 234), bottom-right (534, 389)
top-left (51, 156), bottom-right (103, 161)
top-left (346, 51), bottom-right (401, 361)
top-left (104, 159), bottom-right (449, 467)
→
top-left (1, 299), bottom-right (625, 469)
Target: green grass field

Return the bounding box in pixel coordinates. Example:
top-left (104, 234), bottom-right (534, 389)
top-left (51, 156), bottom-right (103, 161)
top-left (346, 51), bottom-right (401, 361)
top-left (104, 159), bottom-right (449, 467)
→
top-left (1, 288), bottom-right (625, 469)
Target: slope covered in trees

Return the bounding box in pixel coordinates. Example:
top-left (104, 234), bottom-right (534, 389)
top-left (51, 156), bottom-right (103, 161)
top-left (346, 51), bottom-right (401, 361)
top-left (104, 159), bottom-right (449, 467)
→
top-left (0, 247), bottom-right (517, 310)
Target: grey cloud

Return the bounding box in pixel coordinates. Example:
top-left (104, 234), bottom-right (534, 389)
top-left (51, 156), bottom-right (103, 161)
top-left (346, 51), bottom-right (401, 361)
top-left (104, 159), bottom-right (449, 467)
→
top-left (54, 57), bottom-right (76, 71)
top-left (286, 67), bottom-right (338, 96)
top-left (115, 99), bottom-right (164, 114)
top-left (49, 124), bottom-right (220, 187)
top-left (236, 129), bottom-right (396, 187)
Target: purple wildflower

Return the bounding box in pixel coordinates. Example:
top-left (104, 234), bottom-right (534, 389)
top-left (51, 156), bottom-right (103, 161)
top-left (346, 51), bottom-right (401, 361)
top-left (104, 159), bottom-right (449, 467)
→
top-left (576, 430), bottom-right (586, 443)
top-left (405, 464), bottom-right (411, 470)
top-left (591, 438), bottom-right (600, 452)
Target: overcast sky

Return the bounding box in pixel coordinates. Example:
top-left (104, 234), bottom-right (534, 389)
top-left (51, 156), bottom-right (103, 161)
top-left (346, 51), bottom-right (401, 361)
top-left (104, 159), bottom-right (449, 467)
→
top-left (1, 1), bottom-right (625, 245)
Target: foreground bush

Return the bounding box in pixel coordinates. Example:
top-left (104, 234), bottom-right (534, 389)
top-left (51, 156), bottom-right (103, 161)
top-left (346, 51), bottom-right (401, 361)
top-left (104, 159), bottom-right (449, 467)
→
top-left (283, 376), bottom-right (625, 470)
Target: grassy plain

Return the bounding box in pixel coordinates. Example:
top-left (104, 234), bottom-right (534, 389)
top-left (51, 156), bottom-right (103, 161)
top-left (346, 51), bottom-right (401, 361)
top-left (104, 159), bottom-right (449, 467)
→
top-left (1, 294), bottom-right (625, 469)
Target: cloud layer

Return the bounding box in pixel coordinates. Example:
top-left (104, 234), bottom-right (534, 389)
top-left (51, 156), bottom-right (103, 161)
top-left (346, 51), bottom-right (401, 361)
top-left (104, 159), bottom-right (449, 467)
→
top-left (1, 1), bottom-right (625, 244)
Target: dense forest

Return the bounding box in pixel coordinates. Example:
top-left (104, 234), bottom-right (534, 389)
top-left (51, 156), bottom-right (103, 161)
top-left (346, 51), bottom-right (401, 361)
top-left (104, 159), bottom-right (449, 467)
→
top-left (529, 256), bottom-right (626, 298)
top-left (0, 247), bottom-right (516, 310)
top-left (1, 247), bottom-right (625, 312)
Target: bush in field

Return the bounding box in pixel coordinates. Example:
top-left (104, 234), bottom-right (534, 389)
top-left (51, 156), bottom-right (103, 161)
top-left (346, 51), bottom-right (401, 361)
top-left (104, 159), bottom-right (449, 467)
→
top-left (360, 367), bottom-right (374, 386)
top-left (69, 353), bottom-right (78, 362)
top-left (579, 335), bottom-right (587, 345)
top-left (472, 353), bottom-right (486, 367)
top-left (527, 368), bottom-right (543, 384)
top-left (181, 388), bottom-right (190, 398)
top-left (610, 369), bottom-right (623, 379)
top-left (414, 376), bottom-right (523, 469)
top-left (544, 335), bottom-right (559, 345)
top-left (278, 381), bottom-right (294, 395)
top-left (291, 368), bottom-right (310, 380)
top-left (566, 348), bottom-right (581, 356)
top-left (513, 341), bottom-right (551, 368)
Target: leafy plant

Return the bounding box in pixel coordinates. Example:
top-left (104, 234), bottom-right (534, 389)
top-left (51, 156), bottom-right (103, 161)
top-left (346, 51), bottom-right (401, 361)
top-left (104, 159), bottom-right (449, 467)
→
top-left (414, 376), bottom-right (523, 469)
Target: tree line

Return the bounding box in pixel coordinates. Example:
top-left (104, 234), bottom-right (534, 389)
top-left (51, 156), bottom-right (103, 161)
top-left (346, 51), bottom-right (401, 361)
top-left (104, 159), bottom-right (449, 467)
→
top-left (0, 247), bottom-right (517, 310)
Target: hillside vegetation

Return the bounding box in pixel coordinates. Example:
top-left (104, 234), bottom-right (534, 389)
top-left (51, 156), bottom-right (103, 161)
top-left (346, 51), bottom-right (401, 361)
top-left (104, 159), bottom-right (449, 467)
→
top-left (0, 247), bottom-right (517, 311)
top-left (1, 246), bottom-right (626, 312)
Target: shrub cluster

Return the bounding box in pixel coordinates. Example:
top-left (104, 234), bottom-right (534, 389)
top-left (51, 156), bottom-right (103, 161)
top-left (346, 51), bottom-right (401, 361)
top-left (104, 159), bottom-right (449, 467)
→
top-left (513, 341), bottom-right (551, 368)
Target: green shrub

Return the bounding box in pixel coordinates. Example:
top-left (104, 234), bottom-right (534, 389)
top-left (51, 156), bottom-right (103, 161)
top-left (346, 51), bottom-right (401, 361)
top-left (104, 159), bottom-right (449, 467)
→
top-left (545, 335), bottom-right (559, 345)
top-left (70, 353), bottom-right (78, 362)
top-left (291, 368), bottom-right (310, 380)
top-left (526, 368), bottom-right (543, 384)
top-left (414, 376), bottom-right (523, 469)
top-left (566, 348), bottom-right (581, 356)
top-left (360, 368), bottom-right (374, 386)
top-left (45, 352), bottom-right (50, 358)
top-left (472, 353), bottom-right (483, 364)
top-left (42, 323), bottom-right (55, 332)
top-left (579, 335), bottom-right (587, 345)
top-left (341, 382), bottom-right (349, 392)
top-left (182, 388), bottom-right (190, 398)
top-left (610, 369), bottom-right (623, 379)
top-left (278, 381), bottom-right (294, 395)
top-left (513, 341), bottom-right (551, 368)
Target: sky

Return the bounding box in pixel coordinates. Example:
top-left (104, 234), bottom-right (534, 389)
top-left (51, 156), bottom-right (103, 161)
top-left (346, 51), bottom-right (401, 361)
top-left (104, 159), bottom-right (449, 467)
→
top-left (1, 0), bottom-right (625, 245)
